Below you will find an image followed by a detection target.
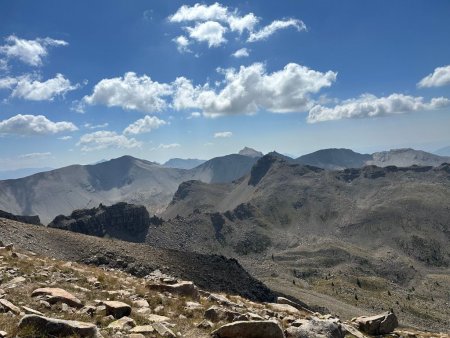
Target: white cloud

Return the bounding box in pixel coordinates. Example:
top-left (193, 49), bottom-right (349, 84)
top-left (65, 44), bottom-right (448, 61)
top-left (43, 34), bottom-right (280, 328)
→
top-left (0, 59), bottom-right (8, 71)
top-left (58, 136), bottom-right (72, 140)
top-left (214, 131), bottom-right (232, 138)
top-left (0, 35), bottom-right (68, 67)
top-left (248, 19), bottom-right (306, 42)
top-left (417, 65), bottom-right (450, 88)
top-left (19, 152), bottom-right (51, 159)
top-left (0, 114), bottom-right (78, 135)
top-left (307, 93), bottom-right (450, 123)
top-left (83, 72), bottom-right (172, 113)
top-left (173, 62), bottom-right (337, 117)
top-left (173, 35), bottom-right (191, 53)
top-left (228, 13), bottom-right (259, 34)
top-left (77, 131), bottom-right (141, 152)
top-left (169, 3), bottom-right (229, 23)
top-left (232, 48), bottom-right (249, 58)
top-left (9, 73), bottom-right (78, 101)
top-left (187, 21), bottom-right (227, 47)
top-left (123, 115), bottom-right (166, 135)
top-left (0, 76), bottom-right (19, 89)
top-left (187, 111), bottom-right (202, 119)
top-left (84, 122), bottom-right (109, 129)
top-left (155, 143), bottom-right (180, 149)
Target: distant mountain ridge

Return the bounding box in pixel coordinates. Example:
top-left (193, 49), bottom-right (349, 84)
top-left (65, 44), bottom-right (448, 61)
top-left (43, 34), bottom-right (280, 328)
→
top-left (163, 158), bottom-right (206, 170)
top-left (238, 147), bottom-right (264, 158)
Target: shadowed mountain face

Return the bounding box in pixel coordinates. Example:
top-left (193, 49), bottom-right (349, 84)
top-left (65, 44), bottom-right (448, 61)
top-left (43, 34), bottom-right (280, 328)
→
top-left (295, 148), bottom-right (372, 170)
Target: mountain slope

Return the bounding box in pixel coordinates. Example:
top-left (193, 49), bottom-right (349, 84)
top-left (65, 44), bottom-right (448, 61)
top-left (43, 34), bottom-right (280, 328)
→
top-left (368, 148), bottom-right (450, 167)
top-left (238, 146), bottom-right (264, 158)
top-left (295, 148), bottom-right (372, 169)
top-left (163, 158), bottom-right (206, 169)
top-left (0, 167), bottom-right (53, 180)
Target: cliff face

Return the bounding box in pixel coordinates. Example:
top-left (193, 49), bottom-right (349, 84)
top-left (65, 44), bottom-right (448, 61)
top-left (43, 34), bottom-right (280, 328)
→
top-left (0, 209), bottom-right (41, 225)
top-left (48, 202), bottom-right (150, 242)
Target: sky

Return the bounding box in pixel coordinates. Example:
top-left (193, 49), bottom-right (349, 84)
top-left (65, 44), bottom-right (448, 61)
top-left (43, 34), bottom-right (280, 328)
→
top-left (0, 0), bottom-right (450, 170)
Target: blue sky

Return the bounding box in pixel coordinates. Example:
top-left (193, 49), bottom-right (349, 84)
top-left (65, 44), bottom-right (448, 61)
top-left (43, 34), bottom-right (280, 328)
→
top-left (1, 0), bottom-right (450, 170)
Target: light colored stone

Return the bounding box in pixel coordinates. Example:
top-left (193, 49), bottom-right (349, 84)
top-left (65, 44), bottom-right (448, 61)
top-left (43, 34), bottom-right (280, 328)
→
top-left (133, 299), bottom-right (149, 308)
top-left (211, 320), bottom-right (285, 338)
top-left (22, 306), bottom-right (44, 316)
top-left (147, 281), bottom-right (199, 300)
top-left (267, 303), bottom-right (300, 315)
top-left (0, 298), bottom-right (21, 315)
top-left (31, 287), bottom-right (83, 308)
top-left (353, 311), bottom-right (398, 335)
top-left (277, 296), bottom-right (312, 314)
top-left (152, 322), bottom-right (176, 338)
top-left (204, 306), bottom-right (240, 323)
top-left (18, 314), bottom-right (99, 337)
top-left (108, 316), bottom-right (136, 331)
top-left (130, 325), bottom-right (155, 334)
top-left (285, 318), bottom-right (345, 338)
top-left (148, 313), bottom-right (171, 323)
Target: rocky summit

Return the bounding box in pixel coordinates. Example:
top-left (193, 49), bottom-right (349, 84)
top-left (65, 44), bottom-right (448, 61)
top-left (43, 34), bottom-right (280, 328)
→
top-left (1, 241), bottom-right (447, 338)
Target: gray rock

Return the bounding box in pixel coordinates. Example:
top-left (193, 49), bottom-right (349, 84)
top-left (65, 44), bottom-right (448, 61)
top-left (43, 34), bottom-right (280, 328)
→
top-left (353, 311), bottom-right (398, 335)
top-left (285, 318), bottom-right (345, 338)
top-left (18, 314), bottom-right (99, 337)
top-left (147, 281), bottom-right (199, 300)
top-left (103, 300), bottom-right (132, 319)
top-left (211, 320), bottom-right (285, 338)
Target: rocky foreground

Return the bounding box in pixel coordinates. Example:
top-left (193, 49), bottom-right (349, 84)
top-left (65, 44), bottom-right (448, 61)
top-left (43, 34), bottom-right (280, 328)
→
top-left (0, 243), bottom-right (447, 337)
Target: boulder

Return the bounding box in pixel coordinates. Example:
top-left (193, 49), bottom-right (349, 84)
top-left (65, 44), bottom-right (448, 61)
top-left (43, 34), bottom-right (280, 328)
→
top-left (152, 322), bottom-right (176, 338)
top-left (277, 297), bottom-right (312, 314)
top-left (268, 303), bottom-right (301, 315)
top-left (31, 287), bottom-right (83, 308)
top-left (211, 320), bottom-right (285, 338)
top-left (18, 314), bottom-right (99, 337)
top-left (148, 314), bottom-right (171, 323)
top-left (147, 281), bottom-right (199, 300)
top-left (285, 318), bottom-right (345, 338)
top-left (130, 325), bottom-right (155, 334)
top-left (353, 311), bottom-right (398, 335)
top-left (0, 299), bottom-right (21, 315)
top-left (107, 316), bottom-right (136, 330)
top-left (103, 300), bottom-right (132, 319)
top-left (204, 306), bottom-right (240, 323)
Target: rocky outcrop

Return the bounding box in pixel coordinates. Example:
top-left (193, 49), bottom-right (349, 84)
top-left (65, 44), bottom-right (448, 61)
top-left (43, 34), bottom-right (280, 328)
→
top-left (147, 281), bottom-right (200, 300)
top-left (102, 300), bottom-right (132, 319)
top-left (18, 314), bottom-right (99, 337)
top-left (0, 209), bottom-right (41, 225)
top-left (211, 320), bottom-right (285, 338)
top-left (48, 202), bottom-right (150, 242)
top-left (238, 147), bottom-right (264, 158)
top-left (31, 287), bottom-right (83, 308)
top-left (353, 311), bottom-right (398, 335)
top-left (285, 317), bottom-right (345, 338)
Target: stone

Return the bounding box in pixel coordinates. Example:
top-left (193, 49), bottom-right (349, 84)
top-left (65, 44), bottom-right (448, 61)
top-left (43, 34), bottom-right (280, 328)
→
top-left (211, 320), bottom-right (285, 338)
top-left (208, 293), bottom-right (237, 307)
top-left (0, 298), bottom-right (21, 315)
top-left (108, 316), bottom-right (136, 330)
top-left (133, 299), bottom-right (149, 308)
top-left (285, 318), bottom-right (345, 338)
top-left (267, 303), bottom-right (300, 315)
top-left (18, 314), bottom-right (99, 337)
top-left (277, 296), bottom-right (312, 314)
top-left (147, 281), bottom-right (199, 300)
top-left (353, 311), bottom-right (398, 335)
top-left (103, 300), bottom-right (132, 319)
top-left (31, 287), bottom-right (83, 308)
top-left (130, 325), bottom-right (155, 334)
top-left (148, 314), bottom-right (171, 323)
top-left (204, 306), bottom-right (240, 323)
top-left (128, 334), bottom-right (145, 338)
top-left (152, 322), bottom-right (176, 338)
top-left (197, 319), bottom-right (214, 329)
top-left (0, 331), bottom-right (6, 338)
top-left (22, 306), bottom-right (43, 316)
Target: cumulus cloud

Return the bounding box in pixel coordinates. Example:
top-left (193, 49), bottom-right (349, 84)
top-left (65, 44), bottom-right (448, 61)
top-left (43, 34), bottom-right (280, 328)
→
top-left (83, 72), bottom-right (172, 112)
top-left (123, 115), bottom-right (166, 135)
top-left (8, 73), bottom-right (78, 101)
top-left (248, 19), bottom-right (306, 42)
top-left (173, 35), bottom-right (191, 53)
top-left (232, 48), bottom-right (249, 58)
top-left (84, 122), bottom-right (109, 129)
top-left (214, 131), bottom-right (232, 138)
top-left (173, 62), bottom-right (337, 117)
top-left (19, 152), bottom-right (51, 159)
top-left (307, 93), bottom-right (450, 123)
top-left (77, 131), bottom-right (141, 151)
top-left (169, 3), bottom-right (304, 51)
top-left (0, 114), bottom-right (78, 135)
top-left (0, 35), bottom-right (68, 67)
top-left (417, 65), bottom-right (450, 88)
top-left (187, 21), bottom-right (227, 47)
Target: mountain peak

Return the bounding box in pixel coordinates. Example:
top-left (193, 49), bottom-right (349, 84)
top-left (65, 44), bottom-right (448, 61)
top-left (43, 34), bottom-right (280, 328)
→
top-left (238, 147), bottom-right (263, 158)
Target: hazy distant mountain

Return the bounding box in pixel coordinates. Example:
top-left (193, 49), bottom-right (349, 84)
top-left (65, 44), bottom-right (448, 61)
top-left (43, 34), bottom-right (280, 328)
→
top-left (367, 148), bottom-right (450, 167)
top-left (0, 167), bottom-right (53, 180)
top-left (163, 158), bottom-right (206, 170)
top-left (238, 147), bottom-right (263, 158)
top-left (189, 154), bottom-right (259, 183)
top-left (435, 146), bottom-right (450, 157)
top-left (295, 148), bottom-right (371, 170)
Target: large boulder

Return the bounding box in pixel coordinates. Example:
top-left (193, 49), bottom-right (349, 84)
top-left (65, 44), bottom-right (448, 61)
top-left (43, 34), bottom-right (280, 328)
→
top-left (0, 299), bottom-right (21, 315)
top-left (211, 320), bottom-right (285, 338)
top-left (147, 281), bottom-right (199, 300)
top-left (353, 311), bottom-right (398, 335)
top-left (285, 318), bottom-right (345, 338)
top-left (18, 314), bottom-right (99, 337)
top-left (31, 287), bottom-right (83, 308)
top-left (102, 300), bottom-right (132, 319)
